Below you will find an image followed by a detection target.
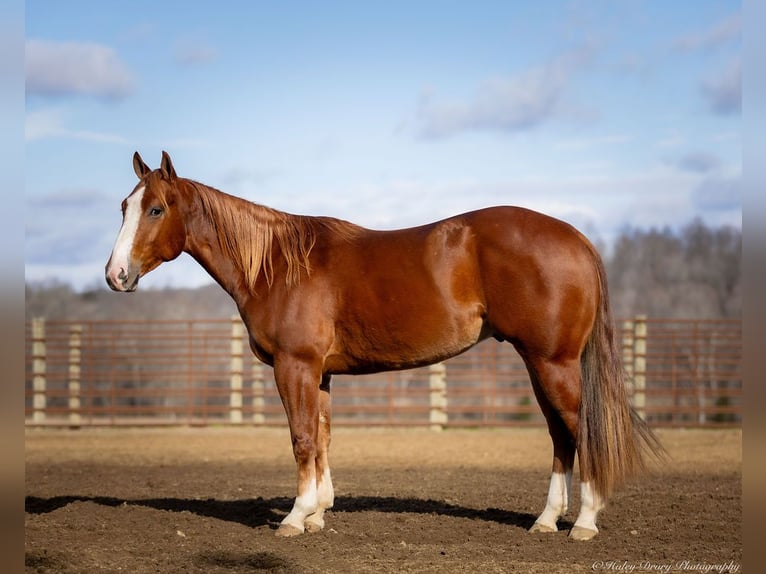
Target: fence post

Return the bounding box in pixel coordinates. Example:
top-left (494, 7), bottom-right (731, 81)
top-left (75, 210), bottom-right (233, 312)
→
top-left (68, 324), bottom-right (82, 428)
top-left (693, 320), bottom-right (704, 425)
top-left (252, 359), bottom-right (266, 426)
top-left (32, 317), bottom-right (46, 423)
top-left (429, 362), bottom-right (447, 431)
top-left (622, 319), bottom-right (634, 386)
top-left (230, 316), bottom-right (244, 424)
top-left (633, 315), bottom-right (647, 420)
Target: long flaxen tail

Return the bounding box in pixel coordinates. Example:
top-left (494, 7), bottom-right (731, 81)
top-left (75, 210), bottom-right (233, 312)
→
top-left (577, 247), bottom-right (666, 503)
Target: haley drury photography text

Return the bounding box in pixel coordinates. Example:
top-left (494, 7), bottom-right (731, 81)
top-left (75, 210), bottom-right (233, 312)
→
top-left (592, 559), bottom-right (741, 573)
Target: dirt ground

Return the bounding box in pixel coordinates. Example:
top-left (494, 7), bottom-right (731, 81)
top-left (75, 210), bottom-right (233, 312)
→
top-left (25, 427), bottom-right (741, 574)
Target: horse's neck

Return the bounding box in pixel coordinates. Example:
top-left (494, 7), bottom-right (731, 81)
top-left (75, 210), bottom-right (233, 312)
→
top-left (180, 181), bottom-right (262, 302)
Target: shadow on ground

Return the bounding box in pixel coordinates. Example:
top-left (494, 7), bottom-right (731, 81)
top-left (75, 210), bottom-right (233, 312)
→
top-left (25, 493), bottom-right (547, 531)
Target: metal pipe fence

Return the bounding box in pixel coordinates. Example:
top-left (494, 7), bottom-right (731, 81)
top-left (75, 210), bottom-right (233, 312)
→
top-left (24, 316), bottom-right (741, 429)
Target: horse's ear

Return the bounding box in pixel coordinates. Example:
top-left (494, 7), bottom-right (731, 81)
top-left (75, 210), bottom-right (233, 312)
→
top-left (133, 151), bottom-right (150, 179)
top-left (160, 151), bottom-right (177, 181)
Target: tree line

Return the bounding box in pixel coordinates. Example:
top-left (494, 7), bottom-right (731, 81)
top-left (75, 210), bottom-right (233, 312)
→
top-left (605, 219), bottom-right (740, 318)
top-left (26, 218), bottom-right (741, 321)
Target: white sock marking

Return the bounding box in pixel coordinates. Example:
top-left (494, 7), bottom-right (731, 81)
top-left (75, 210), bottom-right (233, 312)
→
top-left (534, 471), bottom-right (572, 530)
top-left (316, 464), bottom-right (334, 510)
top-left (281, 477), bottom-right (318, 531)
top-left (573, 481), bottom-right (604, 533)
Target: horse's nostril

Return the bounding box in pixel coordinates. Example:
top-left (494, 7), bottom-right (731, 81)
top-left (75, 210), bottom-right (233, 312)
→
top-left (118, 268), bottom-right (127, 282)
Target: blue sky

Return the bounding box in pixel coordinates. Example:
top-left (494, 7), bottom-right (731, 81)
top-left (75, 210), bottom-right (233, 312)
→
top-left (25, 0), bottom-right (741, 291)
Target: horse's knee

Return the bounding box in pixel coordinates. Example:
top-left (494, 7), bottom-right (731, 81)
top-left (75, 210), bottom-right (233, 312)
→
top-left (291, 432), bottom-right (316, 462)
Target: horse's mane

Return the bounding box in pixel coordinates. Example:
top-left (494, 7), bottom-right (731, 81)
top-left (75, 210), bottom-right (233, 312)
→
top-left (184, 179), bottom-right (360, 289)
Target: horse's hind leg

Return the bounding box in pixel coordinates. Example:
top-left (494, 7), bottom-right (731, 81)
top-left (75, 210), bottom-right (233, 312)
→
top-left (305, 374), bottom-right (334, 533)
top-left (525, 357), bottom-right (580, 534)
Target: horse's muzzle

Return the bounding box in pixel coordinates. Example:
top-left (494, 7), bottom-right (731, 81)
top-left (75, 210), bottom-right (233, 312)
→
top-left (105, 264), bottom-right (139, 292)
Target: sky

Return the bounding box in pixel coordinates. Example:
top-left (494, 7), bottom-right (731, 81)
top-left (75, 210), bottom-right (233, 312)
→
top-left (25, 0), bottom-right (741, 291)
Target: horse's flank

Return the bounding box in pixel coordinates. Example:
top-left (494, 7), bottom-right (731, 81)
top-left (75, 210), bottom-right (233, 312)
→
top-left (183, 179), bottom-right (362, 290)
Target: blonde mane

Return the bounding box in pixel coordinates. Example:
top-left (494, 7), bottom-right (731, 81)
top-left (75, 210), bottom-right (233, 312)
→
top-left (186, 180), bottom-right (360, 290)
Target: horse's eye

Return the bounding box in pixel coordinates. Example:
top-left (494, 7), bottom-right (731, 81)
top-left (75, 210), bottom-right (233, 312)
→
top-left (149, 207), bottom-right (164, 217)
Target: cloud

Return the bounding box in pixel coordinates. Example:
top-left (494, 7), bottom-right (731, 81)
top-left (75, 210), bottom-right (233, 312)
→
top-left (26, 108), bottom-right (208, 149)
top-left (670, 13), bottom-right (741, 117)
top-left (554, 134), bottom-right (632, 151)
top-left (26, 224), bottom-right (113, 265)
top-left (676, 151), bottom-right (721, 174)
top-left (701, 59), bottom-right (741, 116)
top-left (692, 176), bottom-right (740, 212)
top-left (28, 188), bottom-right (111, 209)
top-left (174, 40), bottom-right (218, 66)
top-left (119, 22), bottom-right (155, 44)
top-left (25, 108), bottom-right (128, 144)
top-left (674, 13), bottom-right (741, 52)
top-left (416, 44), bottom-right (597, 139)
top-left (655, 131), bottom-right (685, 149)
top-left (315, 169), bottom-right (707, 236)
top-left (26, 39), bottom-right (135, 100)
top-left (220, 167), bottom-right (280, 191)
top-left (26, 188), bottom-right (116, 265)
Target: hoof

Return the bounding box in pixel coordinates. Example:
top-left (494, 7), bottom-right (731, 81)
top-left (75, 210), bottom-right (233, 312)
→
top-left (569, 526), bottom-right (598, 541)
top-left (275, 523), bottom-right (304, 538)
top-left (529, 522), bottom-right (557, 533)
top-left (304, 515), bottom-right (325, 533)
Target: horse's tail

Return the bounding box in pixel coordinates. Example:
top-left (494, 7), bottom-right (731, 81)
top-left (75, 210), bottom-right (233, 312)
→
top-left (578, 245), bottom-right (665, 502)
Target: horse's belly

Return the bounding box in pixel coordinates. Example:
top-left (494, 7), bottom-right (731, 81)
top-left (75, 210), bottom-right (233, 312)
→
top-left (325, 311), bottom-right (487, 374)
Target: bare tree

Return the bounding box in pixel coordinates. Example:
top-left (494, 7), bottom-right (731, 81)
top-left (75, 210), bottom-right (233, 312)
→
top-left (606, 219), bottom-right (740, 318)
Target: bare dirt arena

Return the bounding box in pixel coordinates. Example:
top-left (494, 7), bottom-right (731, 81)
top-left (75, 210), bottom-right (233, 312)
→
top-left (25, 427), bottom-right (741, 573)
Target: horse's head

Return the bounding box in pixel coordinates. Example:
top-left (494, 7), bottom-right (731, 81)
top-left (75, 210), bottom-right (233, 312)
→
top-left (105, 151), bottom-right (188, 292)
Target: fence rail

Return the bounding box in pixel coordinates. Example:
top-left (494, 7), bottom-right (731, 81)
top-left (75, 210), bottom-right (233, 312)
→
top-left (24, 316), bottom-right (741, 429)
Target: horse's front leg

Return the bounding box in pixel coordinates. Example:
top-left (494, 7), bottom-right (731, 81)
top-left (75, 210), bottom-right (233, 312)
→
top-left (304, 374), bottom-right (334, 533)
top-left (274, 358), bottom-right (322, 537)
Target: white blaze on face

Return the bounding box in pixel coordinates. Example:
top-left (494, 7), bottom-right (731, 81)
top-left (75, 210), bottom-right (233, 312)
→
top-left (107, 186), bottom-right (145, 288)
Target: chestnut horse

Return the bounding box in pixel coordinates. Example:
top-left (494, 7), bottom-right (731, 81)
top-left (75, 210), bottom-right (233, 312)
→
top-left (106, 151), bottom-right (662, 539)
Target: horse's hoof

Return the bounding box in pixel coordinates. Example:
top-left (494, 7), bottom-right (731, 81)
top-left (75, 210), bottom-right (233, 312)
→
top-left (569, 526), bottom-right (598, 540)
top-left (275, 524), bottom-right (303, 537)
top-left (304, 515), bottom-right (325, 533)
top-left (529, 521), bottom-right (557, 533)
